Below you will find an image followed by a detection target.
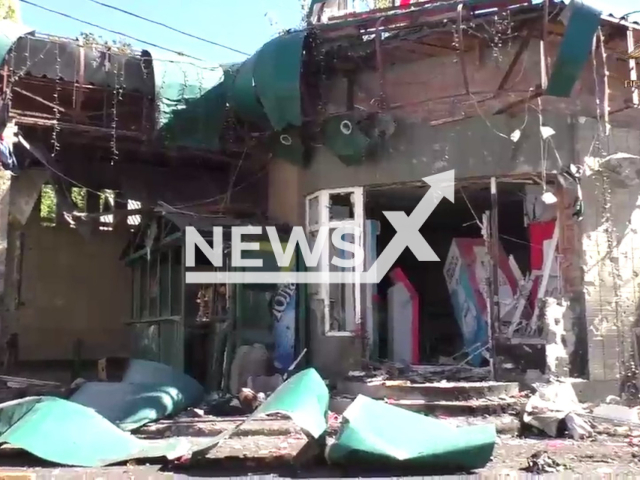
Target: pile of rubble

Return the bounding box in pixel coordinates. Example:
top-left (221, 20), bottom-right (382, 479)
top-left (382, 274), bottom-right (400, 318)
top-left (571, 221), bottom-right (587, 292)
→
top-left (1, 358), bottom-right (640, 476)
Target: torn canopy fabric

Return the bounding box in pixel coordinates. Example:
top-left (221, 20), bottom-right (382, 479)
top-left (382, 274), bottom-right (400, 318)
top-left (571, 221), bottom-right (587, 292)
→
top-left (0, 20), bottom-right (33, 64)
top-left (546, 0), bottom-right (602, 97)
top-left (151, 51), bottom-right (230, 150)
top-left (231, 32), bottom-right (306, 131)
top-left (69, 359), bottom-right (204, 431)
top-left (254, 367), bottom-right (329, 439)
top-left (327, 395), bottom-right (496, 472)
top-left (0, 396), bottom-right (217, 467)
top-left (322, 114), bottom-right (371, 166)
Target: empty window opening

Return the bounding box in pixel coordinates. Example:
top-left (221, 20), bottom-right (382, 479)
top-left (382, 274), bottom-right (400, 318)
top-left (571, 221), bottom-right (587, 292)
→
top-left (71, 187), bottom-right (87, 213)
top-left (39, 184), bottom-right (56, 226)
top-left (329, 192), bottom-right (354, 221)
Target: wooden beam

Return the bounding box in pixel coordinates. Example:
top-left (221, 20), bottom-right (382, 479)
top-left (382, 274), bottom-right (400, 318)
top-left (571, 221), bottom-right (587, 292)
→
top-left (494, 89), bottom-right (543, 115)
top-left (457, 4), bottom-right (470, 95)
top-left (628, 27), bottom-right (639, 106)
top-left (0, 171), bottom-right (12, 300)
top-left (496, 26), bottom-right (534, 92)
top-left (113, 191), bottom-right (127, 228)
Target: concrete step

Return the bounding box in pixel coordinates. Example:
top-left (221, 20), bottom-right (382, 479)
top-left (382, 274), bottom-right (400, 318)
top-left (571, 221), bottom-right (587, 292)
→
top-left (335, 379), bottom-right (520, 402)
top-left (330, 395), bottom-right (525, 418)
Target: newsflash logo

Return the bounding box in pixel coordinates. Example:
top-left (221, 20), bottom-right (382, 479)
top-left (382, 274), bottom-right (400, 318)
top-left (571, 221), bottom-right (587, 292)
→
top-left (185, 170), bottom-right (455, 284)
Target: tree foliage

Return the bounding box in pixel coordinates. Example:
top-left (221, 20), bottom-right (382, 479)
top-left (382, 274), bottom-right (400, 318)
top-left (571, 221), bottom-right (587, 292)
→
top-left (78, 32), bottom-right (133, 55)
top-left (0, 0), bottom-right (20, 22)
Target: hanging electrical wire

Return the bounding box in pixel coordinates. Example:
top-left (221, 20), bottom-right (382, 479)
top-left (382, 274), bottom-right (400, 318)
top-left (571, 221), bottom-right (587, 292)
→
top-left (621, 10), bottom-right (640, 18)
top-left (84, 0), bottom-right (250, 57)
top-left (20, 0), bottom-right (204, 61)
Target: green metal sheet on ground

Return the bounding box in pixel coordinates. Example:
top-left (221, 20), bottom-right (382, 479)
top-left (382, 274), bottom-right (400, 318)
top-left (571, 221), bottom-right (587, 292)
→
top-left (252, 31), bottom-right (306, 131)
top-left (0, 396), bottom-right (218, 467)
top-left (151, 51), bottom-right (229, 150)
top-left (254, 368), bottom-right (329, 439)
top-left (546, 0), bottom-right (601, 98)
top-left (322, 114), bottom-right (371, 166)
top-left (69, 359), bottom-right (204, 431)
top-left (0, 20), bottom-right (33, 64)
top-left (327, 395), bottom-right (496, 472)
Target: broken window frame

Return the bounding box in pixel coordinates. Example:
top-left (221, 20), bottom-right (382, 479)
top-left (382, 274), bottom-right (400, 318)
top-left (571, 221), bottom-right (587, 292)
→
top-left (129, 247), bottom-right (182, 324)
top-left (305, 186), bottom-right (364, 336)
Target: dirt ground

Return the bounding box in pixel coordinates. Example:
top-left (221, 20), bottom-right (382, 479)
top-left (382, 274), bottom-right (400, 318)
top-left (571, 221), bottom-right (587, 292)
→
top-left (1, 414), bottom-right (639, 478)
top-left (0, 437), bottom-right (638, 479)
top-left (483, 435), bottom-right (640, 476)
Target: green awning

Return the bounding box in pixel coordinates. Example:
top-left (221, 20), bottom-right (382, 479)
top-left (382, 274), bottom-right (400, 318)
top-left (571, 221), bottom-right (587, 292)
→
top-left (151, 51), bottom-right (231, 150)
top-left (230, 31), bottom-right (307, 131)
top-left (230, 53), bottom-right (270, 127)
top-left (0, 20), bottom-right (33, 65)
top-left (322, 114), bottom-right (372, 166)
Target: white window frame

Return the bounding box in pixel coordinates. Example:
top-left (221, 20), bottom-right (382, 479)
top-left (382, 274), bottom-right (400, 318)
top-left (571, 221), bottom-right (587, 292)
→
top-left (305, 187), bottom-right (364, 336)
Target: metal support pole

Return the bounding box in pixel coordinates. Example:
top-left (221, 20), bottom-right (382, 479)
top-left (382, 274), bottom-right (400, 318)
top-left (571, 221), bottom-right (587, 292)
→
top-left (375, 17), bottom-right (387, 110)
top-left (489, 177), bottom-right (500, 380)
top-left (540, 0), bottom-right (549, 89)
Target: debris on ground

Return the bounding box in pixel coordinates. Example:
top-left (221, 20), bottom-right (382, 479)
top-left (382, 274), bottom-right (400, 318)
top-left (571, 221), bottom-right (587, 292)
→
top-left (0, 396), bottom-right (219, 467)
top-left (521, 450), bottom-right (567, 474)
top-left (205, 392), bottom-right (252, 416)
top-left (68, 359), bottom-right (204, 431)
top-left (592, 404), bottom-right (640, 424)
top-left (326, 394), bottom-right (496, 471)
top-left (3, 361), bottom-right (635, 475)
top-left (347, 361), bottom-right (491, 383)
top-left (247, 374), bottom-right (283, 394)
top-left (522, 381), bottom-right (593, 440)
top-left (327, 412), bottom-right (342, 428)
top-left (0, 374), bottom-right (68, 403)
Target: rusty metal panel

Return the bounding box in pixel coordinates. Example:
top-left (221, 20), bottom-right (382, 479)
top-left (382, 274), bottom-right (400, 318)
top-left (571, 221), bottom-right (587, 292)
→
top-left (9, 35), bottom-right (154, 94)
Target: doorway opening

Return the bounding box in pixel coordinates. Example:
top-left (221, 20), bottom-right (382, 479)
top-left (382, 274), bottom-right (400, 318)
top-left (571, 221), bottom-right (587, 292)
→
top-left (365, 179), bottom-right (540, 369)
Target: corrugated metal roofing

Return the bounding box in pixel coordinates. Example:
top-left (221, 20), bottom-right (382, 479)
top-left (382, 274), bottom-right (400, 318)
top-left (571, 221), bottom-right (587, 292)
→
top-left (7, 34), bottom-right (154, 95)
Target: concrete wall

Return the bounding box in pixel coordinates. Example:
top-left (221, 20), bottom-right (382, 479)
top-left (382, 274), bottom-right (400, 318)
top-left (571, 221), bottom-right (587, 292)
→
top-left (267, 158), bottom-right (362, 378)
top-left (576, 119), bottom-right (640, 383)
top-left (14, 215), bottom-right (132, 361)
top-left (303, 113), bottom-right (574, 195)
top-left (268, 159), bottom-right (303, 226)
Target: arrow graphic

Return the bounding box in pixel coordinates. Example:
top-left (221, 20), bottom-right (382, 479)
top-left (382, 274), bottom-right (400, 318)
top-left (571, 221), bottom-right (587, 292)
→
top-left (363, 169), bottom-right (455, 283)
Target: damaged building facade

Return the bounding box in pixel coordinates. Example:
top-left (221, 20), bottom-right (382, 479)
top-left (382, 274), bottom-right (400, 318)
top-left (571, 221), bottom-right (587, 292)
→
top-left (2, 1), bottom-right (640, 474)
top-left (1, 0), bottom-right (640, 396)
top-left (0, 22), bottom-right (269, 383)
top-left (259, 0), bottom-right (640, 388)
